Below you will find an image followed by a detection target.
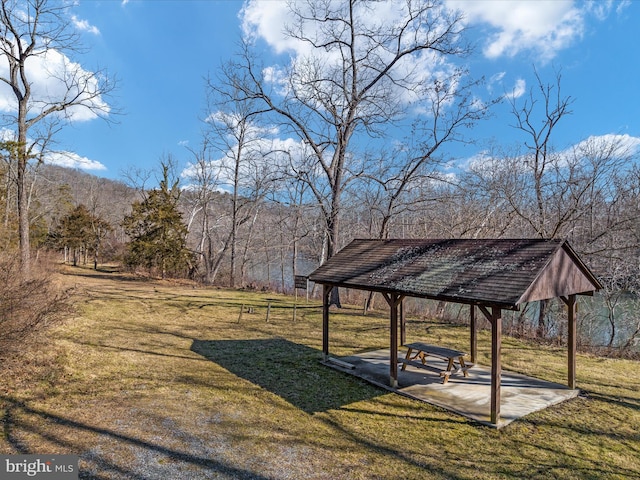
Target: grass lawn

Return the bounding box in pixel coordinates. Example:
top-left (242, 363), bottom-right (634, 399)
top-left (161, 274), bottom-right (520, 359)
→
top-left (1, 266), bottom-right (638, 479)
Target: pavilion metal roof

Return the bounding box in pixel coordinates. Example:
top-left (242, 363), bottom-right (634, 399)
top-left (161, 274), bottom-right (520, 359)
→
top-left (309, 239), bottom-right (602, 309)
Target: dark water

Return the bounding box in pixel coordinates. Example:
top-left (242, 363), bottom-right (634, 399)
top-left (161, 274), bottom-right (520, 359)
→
top-left (247, 259), bottom-right (639, 353)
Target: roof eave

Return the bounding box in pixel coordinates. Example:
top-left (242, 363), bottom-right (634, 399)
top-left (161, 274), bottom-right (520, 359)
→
top-left (310, 278), bottom-right (520, 311)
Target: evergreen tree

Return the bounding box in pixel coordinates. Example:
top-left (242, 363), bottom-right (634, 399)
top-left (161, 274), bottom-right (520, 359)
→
top-left (48, 204), bottom-right (111, 267)
top-left (122, 166), bottom-right (192, 278)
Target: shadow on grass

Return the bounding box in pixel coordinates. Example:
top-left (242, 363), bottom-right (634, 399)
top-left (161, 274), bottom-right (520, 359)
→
top-left (1, 395), bottom-right (272, 480)
top-left (190, 338), bottom-right (385, 413)
top-left (60, 266), bottom-right (147, 283)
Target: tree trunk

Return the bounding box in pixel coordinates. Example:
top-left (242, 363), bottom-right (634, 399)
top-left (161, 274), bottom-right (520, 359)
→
top-left (230, 202), bottom-right (238, 288)
top-left (327, 186), bottom-right (342, 307)
top-left (17, 138), bottom-right (30, 274)
top-left (536, 299), bottom-right (547, 338)
top-left (606, 297), bottom-right (617, 348)
top-left (364, 291), bottom-right (376, 314)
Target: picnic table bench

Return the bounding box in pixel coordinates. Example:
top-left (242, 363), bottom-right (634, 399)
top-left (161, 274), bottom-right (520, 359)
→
top-left (400, 342), bottom-right (471, 384)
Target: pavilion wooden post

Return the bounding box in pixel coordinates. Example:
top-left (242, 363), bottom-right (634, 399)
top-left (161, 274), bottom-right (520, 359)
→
top-left (474, 305), bottom-right (504, 425)
top-left (322, 284), bottom-right (333, 361)
top-left (470, 305), bottom-right (477, 364)
top-left (390, 294), bottom-right (399, 388)
top-left (383, 292), bottom-right (404, 388)
top-left (561, 294), bottom-right (577, 389)
top-left (400, 299), bottom-right (406, 346)
top-left (490, 307), bottom-right (502, 425)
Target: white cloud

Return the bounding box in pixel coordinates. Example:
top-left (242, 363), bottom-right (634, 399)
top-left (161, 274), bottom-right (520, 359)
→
top-left (244, 0), bottom-right (618, 65)
top-left (448, 0), bottom-right (583, 62)
top-left (490, 72), bottom-right (506, 84)
top-left (181, 133), bottom-right (310, 193)
top-left (460, 150), bottom-right (497, 172)
top-left (241, 0), bottom-right (464, 114)
top-left (506, 78), bottom-right (526, 100)
top-left (45, 151), bottom-right (107, 171)
top-left (240, 0), bottom-right (299, 54)
top-left (246, 0), bottom-right (633, 65)
top-left (0, 44), bottom-right (109, 122)
top-left (0, 128), bottom-right (106, 172)
top-left (487, 72), bottom-right (526, 100)
top-left (568, 133), bottom-right (640, 159)
top-left (0, 127), bottom-right (15, 142)
top-left (449, 0), bottom-right (632, 62)
top-left (71, 15), bottom-right (100, 35)
top-left (586, 0), bottom-right (630, 20)
top-left (206, 110), bottom-right (281, 142)
top-left (461, 134), bottom-right (640, 175)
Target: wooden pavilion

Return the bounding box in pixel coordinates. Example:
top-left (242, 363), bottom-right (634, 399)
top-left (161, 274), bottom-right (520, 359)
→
top-left (308, 238), bottom-right (602, 425)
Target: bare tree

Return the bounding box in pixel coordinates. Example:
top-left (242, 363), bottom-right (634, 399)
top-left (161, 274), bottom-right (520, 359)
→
top-left (265, 178), bottom-right (317, 293)
top-left (358, 74), bottom-right (495, 241)
top-left (182, 139), bottom-right (226, 283)
top-left (502, 69), bottom-right (574, 239)
top-left (228, 0), bottom-right (485, 305)
top-left (475, 69), bottom-right (640, 340)
top-left (203, 69), bottom-right (284, 287)
top-left (0, 0), bottom-right (115, 272)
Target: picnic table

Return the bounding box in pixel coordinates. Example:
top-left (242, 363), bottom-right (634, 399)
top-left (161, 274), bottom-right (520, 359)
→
top-left (400, 342), bottom-right (471, 384)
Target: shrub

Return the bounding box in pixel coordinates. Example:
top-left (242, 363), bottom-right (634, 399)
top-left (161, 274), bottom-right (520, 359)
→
top-left (0, 253), bottom-right (70, 364)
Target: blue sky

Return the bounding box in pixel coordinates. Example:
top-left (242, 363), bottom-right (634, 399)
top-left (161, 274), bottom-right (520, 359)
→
top-left (6, 0), bottom-right (640, 183)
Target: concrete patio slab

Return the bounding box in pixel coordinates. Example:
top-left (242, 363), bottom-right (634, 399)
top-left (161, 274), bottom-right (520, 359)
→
top-left (323, 349), bottom-right (579, 428)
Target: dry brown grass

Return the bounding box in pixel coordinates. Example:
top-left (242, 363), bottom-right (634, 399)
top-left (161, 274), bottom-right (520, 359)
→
top-left (0, 265), bottom-right (638, 479)
top-left (0, 254), bottom-right (71, 367)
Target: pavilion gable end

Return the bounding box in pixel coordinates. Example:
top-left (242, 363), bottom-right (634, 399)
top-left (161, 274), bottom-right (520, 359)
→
top-left (517, 245), bottom-right (602, 304)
